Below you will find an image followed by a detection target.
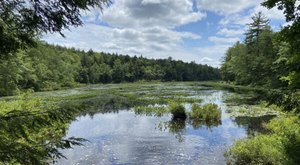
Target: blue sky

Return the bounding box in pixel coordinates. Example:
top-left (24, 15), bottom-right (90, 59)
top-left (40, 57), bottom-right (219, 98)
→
top-left (43, 0), bottom-right (286, 67)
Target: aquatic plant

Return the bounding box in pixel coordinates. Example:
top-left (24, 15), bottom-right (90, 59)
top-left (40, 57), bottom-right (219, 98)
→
top-left (189, 103), bottom-right (221, 122)
top-left (168, 101), bottom-right (187, 120)
top-left (133, 105), bottom-right (168, 117)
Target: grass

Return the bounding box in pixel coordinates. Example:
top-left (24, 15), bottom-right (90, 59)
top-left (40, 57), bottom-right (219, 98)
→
top-left (189, 103), bottom-right (221, 122)
top-left (133, 105), bottom-right (168, 117)
top-left (168, 101), bottom-right (187, 120)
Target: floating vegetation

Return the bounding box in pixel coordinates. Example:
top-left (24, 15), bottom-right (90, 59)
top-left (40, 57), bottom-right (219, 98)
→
top-left (133, 105), bottom-right (168, 117)
top-left (226, 101), bottom-right (281, 117)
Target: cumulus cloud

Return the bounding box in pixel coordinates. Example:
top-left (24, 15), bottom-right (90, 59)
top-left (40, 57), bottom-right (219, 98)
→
top-left (101, 0), bottom-right (206, 28)
top-left (192, 44), bottom-right (233, 67)
top-left (196, 0), bottom-right (262, 14)
top-left (208, 36), bottom-right (240, 44)
top-left (219, 2), bottom-right (285, 26)
top-left (217, 28), bottom-right (245, 37)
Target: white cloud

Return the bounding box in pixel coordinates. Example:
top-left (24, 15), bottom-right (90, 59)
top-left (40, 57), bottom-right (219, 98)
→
top-left (251, 5), bottom-right (285, 20)
top-left (192, 44), bottom-right (232, 67)
top-left (219, 3), bottom-right (285, 26)
top-left (101, 0), bottom-right (206, 28)
top-left (217, 28), bottom-right (245, 37)
top-left (43, 24), bottom-right (201, 59)
top-left (208, 36), bottom-right (240, 44)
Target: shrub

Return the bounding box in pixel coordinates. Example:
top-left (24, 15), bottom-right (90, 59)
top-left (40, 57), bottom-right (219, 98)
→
top-left (168, 101), bottom-right (187, 120)
top-left (226, 115), bottom-right (300, 165)
top-left (225, 135), bottom-right (287, 165)
top-left (189, 103), bottom-right (221, 122)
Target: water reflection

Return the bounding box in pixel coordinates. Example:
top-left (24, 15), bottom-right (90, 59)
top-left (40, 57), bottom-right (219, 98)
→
top-left (190, 119), bottom-right (222, 129)
top-left (157, 119), bottom-right (187, 142)
top-left (233, 115), bottom-right (275, 136)
top-left (157, 118), bottom-right (222, 143)
top-left (55, 89), bottom-right (274, 165)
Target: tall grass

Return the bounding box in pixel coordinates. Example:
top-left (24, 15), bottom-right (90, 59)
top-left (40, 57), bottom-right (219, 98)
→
top-left (189, 103), bottom-right (221, 122)
top-left (168, 101), bottom-right (187, 120)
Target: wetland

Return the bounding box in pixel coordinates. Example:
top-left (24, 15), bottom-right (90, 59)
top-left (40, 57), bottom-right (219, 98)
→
top-left (27, 82), bottom-right (277, 165)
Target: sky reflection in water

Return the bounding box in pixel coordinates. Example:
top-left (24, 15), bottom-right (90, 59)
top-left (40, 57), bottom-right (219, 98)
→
top-left (56, 91), bottom-right (257, 165)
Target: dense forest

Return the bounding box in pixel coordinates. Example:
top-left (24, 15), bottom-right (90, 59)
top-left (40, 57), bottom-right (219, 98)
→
top-left (0, 42), bottom-right (220, 96)
top-left (220, 12), bottom-right (300, 90)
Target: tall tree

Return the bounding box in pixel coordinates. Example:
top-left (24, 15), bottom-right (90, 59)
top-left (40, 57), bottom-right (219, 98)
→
top-left (245, 12), bottom-right (269, 51)
top-left (262, 0), bottom-right (300, 88)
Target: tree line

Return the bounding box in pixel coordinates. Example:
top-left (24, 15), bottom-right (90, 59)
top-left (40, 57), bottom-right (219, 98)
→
top-left (0, 42), bottom-right (220, 96)
top-left (221, 11), bottom-right (300, 90)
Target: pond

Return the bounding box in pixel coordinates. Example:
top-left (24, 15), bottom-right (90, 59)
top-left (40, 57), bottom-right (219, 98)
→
top-left (54, 83), bottom-right (273, 165)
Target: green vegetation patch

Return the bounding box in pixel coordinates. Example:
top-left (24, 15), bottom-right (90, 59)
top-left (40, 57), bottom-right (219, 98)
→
top-left (168, 101), bottom-right (187, 120)
top-left (0, 93), bottom-right (84, 164)
top-left (227, 101), bottom-right (281, 117)
top-left (133, 105), bottom-right (168, 117)
top-left (189, 103), bottom-right (221, 122)
top-left (226, 114), bottom-right (300, 165)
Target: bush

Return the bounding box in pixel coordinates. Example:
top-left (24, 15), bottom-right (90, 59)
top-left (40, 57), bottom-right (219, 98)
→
top-left (226, 115), bottom-right (300, 165)
top-left (189, 103), bottom-right (221, 122)
top-left (225, 135), bottom-right (287, 165)
top-left (168, 101), bottom-right (187, 120)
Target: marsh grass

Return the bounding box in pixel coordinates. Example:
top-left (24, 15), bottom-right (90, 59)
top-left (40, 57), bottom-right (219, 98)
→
top-left (168, 101), bottom-right (187, 120)
top-left (189, 103), bottom-right (221, 122)
top-left (133, 105), bottom-right (168, 117)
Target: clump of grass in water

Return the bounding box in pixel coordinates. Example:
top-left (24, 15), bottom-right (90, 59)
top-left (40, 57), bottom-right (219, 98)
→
top-left (168, 101), bottom-right (187, 120)
top-left (189, 103), bottom-right (221, 122)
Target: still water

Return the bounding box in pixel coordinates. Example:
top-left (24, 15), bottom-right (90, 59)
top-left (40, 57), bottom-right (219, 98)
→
top-left (56, 90), bottom-right (268, 165)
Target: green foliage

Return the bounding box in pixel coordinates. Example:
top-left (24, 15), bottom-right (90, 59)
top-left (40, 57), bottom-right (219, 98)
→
top-left (264, 90), bottom-right (300, 113)
top-left (267, 115), bottom-right (300, 163)
top-left (226, 115), bottom-right (300, 165)
top-left (189, 103), bottom-right (221, 122)
top-left (0, 42), bottom-right (220, 96)
top-left (220, 12), bottom-right (294, 88)
top-left (0, 0), bottom-right (110, 56)
top-left (226, 134), bottom-right (287, 165)
top-left (168, 101), bottom-right (187, 120)
top-left (0, 93), bottom-right (85, 164)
